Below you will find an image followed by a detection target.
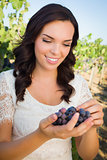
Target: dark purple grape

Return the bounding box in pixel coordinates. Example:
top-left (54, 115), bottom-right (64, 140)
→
top-left (61, 113), bottom-right (66, 119)
top-left (67, 115), bottom-right (72, 121)
top-left (67, 106), bottom-right (76, 114)
top-left (68, 111), bottom-right (74, 116)
top-left (85, 111), bottom-right (90, 118)
top-left (55, 111), bottom-right (62, 117)
top-left (83, 116), bottom-right (87, 121)
top-left (65, 110), bottom-right (70, 116)
top-left (79, 108), bottom-right (86, 117)
top-left (59, 108), bottom-right (66, 114)
top-left (57, 118), bottom-right (62, 125)
top-left (62, 119), bottom-right (67, 125)
top-left (78, 115), bottom-right (84, 123)
top-left (65, 106), bottom-right (76, 117)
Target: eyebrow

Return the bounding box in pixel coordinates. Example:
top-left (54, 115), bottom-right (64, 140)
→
top-left (42, 34), bottom-right (73, 42)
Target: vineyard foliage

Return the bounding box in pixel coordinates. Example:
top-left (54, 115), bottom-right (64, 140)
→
top-left (0, 0), bottom-right (30, 71)
top-left (0, 0), bottom-right (107, 73)
top-left (74, 34), bottom-right (107, 73)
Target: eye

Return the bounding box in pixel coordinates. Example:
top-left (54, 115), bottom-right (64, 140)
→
top-left (42, 39), bottom-right (51, 43)
top-left (63, 44), bottom-right (71, 47)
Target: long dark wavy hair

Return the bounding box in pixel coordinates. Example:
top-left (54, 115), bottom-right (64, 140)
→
top-left (13, 3), bottom-right (79, 103)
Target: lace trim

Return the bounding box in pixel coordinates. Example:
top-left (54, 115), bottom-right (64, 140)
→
top-left (0, 72), bottom-right (15, 123)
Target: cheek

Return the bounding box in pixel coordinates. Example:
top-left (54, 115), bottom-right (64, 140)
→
top-left (35, 42), bottom-right (49, 56)
top-left (34, 43), bottom-right (44, 56)
top-left (62, 48), bottom-right (70, 58)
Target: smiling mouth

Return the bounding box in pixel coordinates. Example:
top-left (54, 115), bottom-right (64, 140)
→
top-left (45, 56), bottom-right (59, 64)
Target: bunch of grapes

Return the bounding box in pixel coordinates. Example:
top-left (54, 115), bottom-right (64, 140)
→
top-left (52, 106), bottom-right (90, 127)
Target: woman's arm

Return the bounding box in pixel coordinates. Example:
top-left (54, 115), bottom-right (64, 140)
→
top-left (0, 113), bottom-right (80, 160)
top-left (75, 127), bottom-right (99, 160)
top-left (0, 119), bottom-right (51, 160)
top-left (75, 99), bottom-right (103, 160)
top-left (0, 111), bottom-right (84, 160)
top-left (0, 128), bottom-right (49, 160)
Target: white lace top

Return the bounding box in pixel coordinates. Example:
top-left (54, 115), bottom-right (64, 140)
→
top-left (0, 69), bottom-right (92, 160)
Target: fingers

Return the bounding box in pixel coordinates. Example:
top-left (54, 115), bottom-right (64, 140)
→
top-left (93, 119), bottom-right (104, 126)
top-left (54, 113), bottom-right (93, 138)
top-left (77, 99), bottom-right (98, 110)
top-left (39, 98), bottom-right (103, 140)
top-left (67, 117), bottom-right (94, 137)
top-left (91, 109), bottom-right (104, 126)
top-left (76, 99), bottom-right (104, 127)
top-left (85, 104), bottom-right (102, 113)
top-left (39, 113), bottom-right (94, 139)
top-left (40, 114), bottom-right (57, 129)
top-left (54, 113), bottom-right (79, 134)
top-left (91, 111), bottom-right (104, 119)
top-left (75, 117), bottom-right (94, 135)
top-left (66, 113), bottom-right (79, 130)
top-left (85, 103), bottom-right (104, 126)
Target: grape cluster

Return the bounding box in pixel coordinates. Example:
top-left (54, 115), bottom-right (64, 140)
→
top-left (52, 106), bottom-right (90, 127)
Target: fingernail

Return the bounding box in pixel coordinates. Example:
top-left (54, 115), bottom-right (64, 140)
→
top-left (51, 114), bottom-right (56, 120)
top-left (52, 114), bottom-right (57, 120)
top-left (75, 112), bottom-right (79, 117)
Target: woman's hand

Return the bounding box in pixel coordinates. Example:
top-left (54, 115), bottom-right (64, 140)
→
top-left (77, 99), bottom-right (104, 128)
top-left (39, 111), bottom-right (94, 140)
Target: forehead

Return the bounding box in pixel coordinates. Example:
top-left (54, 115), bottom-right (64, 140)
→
top-left (40, 20), bottom-right (74, 40)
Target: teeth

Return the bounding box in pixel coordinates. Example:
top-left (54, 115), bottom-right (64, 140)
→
top-left (47, 57), bottom-right (58, 61)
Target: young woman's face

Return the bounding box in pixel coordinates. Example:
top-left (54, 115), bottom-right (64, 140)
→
top-left (34, 20), bottom-right (74, 72)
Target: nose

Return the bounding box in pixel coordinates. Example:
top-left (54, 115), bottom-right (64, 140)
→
top-left (51, 43), bottom-right (61, 55)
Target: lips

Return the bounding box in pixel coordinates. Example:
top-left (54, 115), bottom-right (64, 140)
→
top-left (45, 56), bottom-right (59, 64)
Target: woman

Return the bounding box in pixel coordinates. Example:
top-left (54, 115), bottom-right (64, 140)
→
top-left (0, 3), bottom-right (103, 160)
